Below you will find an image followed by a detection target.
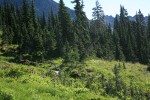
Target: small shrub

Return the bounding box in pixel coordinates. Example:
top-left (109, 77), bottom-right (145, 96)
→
top-left (74, 88), bottom-right (88, 94)
top-left (6, 68), bottom-right (23, 78)
top-left (0, 70), bottom-right (4, 77)
top-left (147, 65), bottom-right (150, 72)
top-left (0, 90), bottom-right (14, 100)
top-left (123, 62), bottom-right (126, 69)
top-left (1, 63), bottom-right (11, 70)
top-left (70, 69), bottom-right (80, 78)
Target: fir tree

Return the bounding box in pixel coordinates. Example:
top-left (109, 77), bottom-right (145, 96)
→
top-left (92, 0), bottom-right (105, 28)
top-left (136, 10), bottom-right (149, 64)
top-left (40, 12), bottom-right (46, 29)
top-left (119, 6), bottom-right (128, 60)
top-left (58, 0), bottom-right (78, 60)
top-left (72, 0), bottom-right (90, 60)
top-left (22, 0), bottom-right (31, 28)
top-left (0, 5), bottom-right (1, 26)
top-left (113, 30), bottom-right (125, 61)
top-left (58, 0), bottom-right (73, 45)
top-left (113, 15), bottom-right (125, 61)
top-left (126, 20), bottom-right (137, 62)
top-left (31, 0), bottom-right (38, 30)
top-left (147, 15), bottom-right (150, 39)
top-left (42, 29), bottom-right (56, 58)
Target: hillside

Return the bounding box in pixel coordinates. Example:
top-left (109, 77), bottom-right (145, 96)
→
top-left (0, 44), bottom-right (150, 99)
top-left (0, 0), bottom-right (76, 18)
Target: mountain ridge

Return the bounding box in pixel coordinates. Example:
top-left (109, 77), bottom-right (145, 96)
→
top-left (105, 15), bottom-right (148, 27)
top-left (0, 0), bottom-right (76, 18)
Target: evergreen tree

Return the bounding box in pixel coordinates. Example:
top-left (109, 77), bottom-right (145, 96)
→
top-left (42, 29), bottom-right (56, 58)
top-left (1, 3), bottom-right (15, 45)
top-left (40, 12), bottom-right (46, 29)
top-left (32, 28), bottom-right (45, 61)
top-left (113, 30), bottom-right (125, 61)
top-left (22, 0), bottom-right (31, 27)
top-left (15, 5), bottom-right (23, 45)
top-left (136, 10), bottom-right (149, 64)
top-left (104, 24), bottom-right (115, 60)
top-left (31, 0), bottom-right (38, 30)
top-left (147, 15), bottom-right (150, 39)
top-left (18, 0), bottom-right (36, 57)
top-left (58, 0), bottom-right (79, 61)
top-left (90, 0), bottom-right (105, 48)
top-left (113, 15), bottom-right (125, 61)
top-left (126, 20), bottom-right (137, 62)
top-left (92, 0), bottom-right (105, 28)
top-left (119, 6), bottom-right (128, 60)
top-left (58, 0), bottom-right (73, 45)
top-left (10, 3), bottom-right (18, 44)
top-left (50, 10), bottom-right (56, 29)
top-left (48, 12), bottom-right (52, 31)
top-left (2, 26), bottom-right (14, 45)
top-left (72, 0), bottom-right (90, 60)
top-left (0, 5), bottom-right (2, 30)
top-left (147, 15), bottom-right (150, 63)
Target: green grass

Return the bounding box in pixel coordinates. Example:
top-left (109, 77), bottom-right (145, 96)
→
top-left (0, 45), bottom-right (150, 99)
top-left (85, 59), bottom-right (150, 91)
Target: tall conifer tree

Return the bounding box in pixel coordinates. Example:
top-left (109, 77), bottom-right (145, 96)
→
top-left (72, 0), bottom-right (90, 60)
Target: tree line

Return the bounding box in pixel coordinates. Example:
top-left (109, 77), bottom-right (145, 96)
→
top-left (0, 0), bottom-right (150, 64)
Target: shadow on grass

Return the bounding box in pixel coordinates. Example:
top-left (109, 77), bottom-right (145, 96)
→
top-left (0, 46), bottom-right (39, 66)
top-left (0, 45), bottom-right (60, 66)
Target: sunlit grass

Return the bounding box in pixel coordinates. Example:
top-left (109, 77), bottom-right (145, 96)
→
top-left (85, 59), bottom-right (150, 92)
top-left (0, 48), bottom-right (150, 99)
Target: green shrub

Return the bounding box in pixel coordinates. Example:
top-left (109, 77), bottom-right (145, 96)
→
top-left (147, 65), bottom-right (150, 72)
top-left (0, 90), bottom-right (14, 100)
top-left (6, 68), bottom-right (23, 78)
top-left (74, 88), bottom-right (88, 94)
top-left (0, 70), bottom-right (4, 77)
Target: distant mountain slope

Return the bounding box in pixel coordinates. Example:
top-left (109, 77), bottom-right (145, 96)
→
top-left (0, 0), bottom-right (76, 18)
top-left (105, 15), bottom-right (148, 27)
top-left (105, 15), bottom-right (115, 27)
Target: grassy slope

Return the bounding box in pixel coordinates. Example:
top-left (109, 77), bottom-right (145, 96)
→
top-left (0, 50), bottom-right (150, 100)
top-left (0, 51), bottom-right (100, 100)
top-left (85, 59), bottom-right (150, 92)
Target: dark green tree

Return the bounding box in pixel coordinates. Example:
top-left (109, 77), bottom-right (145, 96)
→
top-left (40, 12), bottom-right (46, 29)
top-left (147, 15), bottom-right (150, 39)
top-left (119, 6), bottom-right (128, 60)
top-left (126, 20), bottom-right (137, 62)
top-left (72, 0), bottom-right (91, 60)
top-left (113, 30), bottom-right (125, 61)
top-left (42, 29), bottom-right (56, 58)
top-left (31, 0), bottom-right (38, 30)
top-left (113, 15), bottom-right (125, 61)
top-left (22, 0), bottom-right (31, 27)
top-left (136, 10), bottom-right (149, 64)
top-left (58, 0), bottom-right (73, 45)
top-left (92, 0), bottom-right (105, 29)
top-left (2, 26), bottom-right (14, 45)
top-left (58, 0), bottom-right (79, 61)
top-left (0, 5), bottom-right (1, 21)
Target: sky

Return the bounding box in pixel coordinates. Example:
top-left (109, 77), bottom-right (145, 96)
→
top-left (54, 0), bottom-right (150, 19)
